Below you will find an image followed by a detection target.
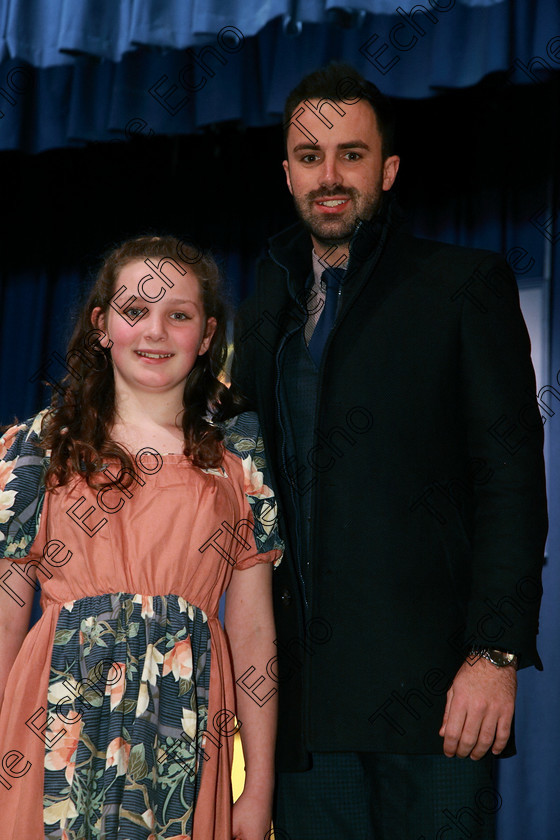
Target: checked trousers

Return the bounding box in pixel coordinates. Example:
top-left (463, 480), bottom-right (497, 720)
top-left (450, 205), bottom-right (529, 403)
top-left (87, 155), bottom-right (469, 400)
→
top-left (274, 751), bottom-right (497, 840)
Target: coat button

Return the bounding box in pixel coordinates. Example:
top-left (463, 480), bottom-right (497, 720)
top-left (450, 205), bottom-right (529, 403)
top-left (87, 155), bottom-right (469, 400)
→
top-left (280, 588), bottom-right (292, 607)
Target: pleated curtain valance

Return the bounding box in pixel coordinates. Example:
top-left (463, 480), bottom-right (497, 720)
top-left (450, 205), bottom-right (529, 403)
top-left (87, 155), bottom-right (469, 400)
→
top-left (0, 0), bottom-right (558, 152)
top-left (1, 0), bottom-right (513, 64)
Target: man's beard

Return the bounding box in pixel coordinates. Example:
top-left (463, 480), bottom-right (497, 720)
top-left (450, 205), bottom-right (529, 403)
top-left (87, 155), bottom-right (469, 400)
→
top-left (291, 181), bottom-right (384, 247)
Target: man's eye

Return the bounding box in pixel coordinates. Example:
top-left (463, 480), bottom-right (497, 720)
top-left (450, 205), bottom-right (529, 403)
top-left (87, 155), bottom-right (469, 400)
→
top-left (345, 152), bottom-right (361, 161)
top-left (301, 154), bottom-right (319, 163)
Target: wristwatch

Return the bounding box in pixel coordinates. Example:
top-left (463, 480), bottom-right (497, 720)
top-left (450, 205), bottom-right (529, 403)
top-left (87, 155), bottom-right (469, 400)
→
top-left (471, 648), bottom-right (519, 669)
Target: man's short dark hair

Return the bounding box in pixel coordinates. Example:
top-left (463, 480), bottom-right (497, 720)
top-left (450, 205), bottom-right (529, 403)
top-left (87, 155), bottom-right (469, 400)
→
top-left (283, 62), bottom-right (396, 159)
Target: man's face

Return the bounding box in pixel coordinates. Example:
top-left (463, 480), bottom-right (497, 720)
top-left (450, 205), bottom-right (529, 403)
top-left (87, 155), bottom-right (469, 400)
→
top-left (283, 99), bottom-right (400, 250)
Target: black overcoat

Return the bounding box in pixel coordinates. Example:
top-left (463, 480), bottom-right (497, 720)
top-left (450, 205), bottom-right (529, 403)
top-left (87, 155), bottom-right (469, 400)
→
top-left (232, 203), bottom-right (548, 771)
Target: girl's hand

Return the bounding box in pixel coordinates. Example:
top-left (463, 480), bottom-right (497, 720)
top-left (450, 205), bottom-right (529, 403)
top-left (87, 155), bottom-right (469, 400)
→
top-left (231, 789), bottom-right (272, 840)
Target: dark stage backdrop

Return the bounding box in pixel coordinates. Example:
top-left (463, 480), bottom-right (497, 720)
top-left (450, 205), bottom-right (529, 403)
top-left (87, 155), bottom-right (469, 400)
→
top-left (0, 77), bottom-right (559, 839)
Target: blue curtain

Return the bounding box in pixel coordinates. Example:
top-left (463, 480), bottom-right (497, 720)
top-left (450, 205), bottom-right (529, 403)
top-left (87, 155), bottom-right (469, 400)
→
top-left (1, 0), bottom-right (510, 65)
top-left (0, 266), bottom-right (87, 420)
top-left (1, 0), bottom-right (559, 151)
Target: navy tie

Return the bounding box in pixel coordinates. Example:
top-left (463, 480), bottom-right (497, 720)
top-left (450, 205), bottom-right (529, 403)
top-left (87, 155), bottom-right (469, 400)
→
top-left (308, 267), bottom-right (346, 366)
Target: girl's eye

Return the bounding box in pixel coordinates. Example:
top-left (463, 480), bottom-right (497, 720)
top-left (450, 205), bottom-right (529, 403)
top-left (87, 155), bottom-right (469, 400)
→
top-left (125, 307), bottom-right (144, 319)
top-left (170, 312), bottom-right (189, 321)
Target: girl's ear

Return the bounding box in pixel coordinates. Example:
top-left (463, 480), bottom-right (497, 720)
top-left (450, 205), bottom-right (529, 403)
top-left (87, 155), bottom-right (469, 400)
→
top-left (91, 307), bottom-right (104, 330)
top-left (91, 308), bottom-right (112, 348)
top-left (198, 317), bottom-right (217, 356)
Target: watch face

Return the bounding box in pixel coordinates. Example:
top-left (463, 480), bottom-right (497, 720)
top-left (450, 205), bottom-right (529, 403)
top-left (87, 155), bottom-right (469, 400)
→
top-left (488, 649), bottom-right (516, 667)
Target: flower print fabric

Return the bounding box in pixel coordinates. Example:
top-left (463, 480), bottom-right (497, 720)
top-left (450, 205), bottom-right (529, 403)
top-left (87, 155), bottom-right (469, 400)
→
top-left (0, 412), bottom-right (47, 557)
top-left (44, 594), bottom-right (211, 838)
top-left (0, 410), bottom-right (282, 840)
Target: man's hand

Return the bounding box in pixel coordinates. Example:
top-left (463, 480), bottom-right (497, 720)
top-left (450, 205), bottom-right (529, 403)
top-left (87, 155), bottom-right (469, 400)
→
top-left (439, 654), bottom-right (517, 759)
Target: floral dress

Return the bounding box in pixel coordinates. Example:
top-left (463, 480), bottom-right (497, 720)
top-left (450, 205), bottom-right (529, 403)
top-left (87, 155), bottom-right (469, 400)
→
top-left (0, 410), bottom-right (282, 840)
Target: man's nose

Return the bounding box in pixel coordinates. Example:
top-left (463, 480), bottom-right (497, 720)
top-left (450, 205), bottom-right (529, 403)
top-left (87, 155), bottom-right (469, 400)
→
top-left (319, 154), bottom-right (342, 188)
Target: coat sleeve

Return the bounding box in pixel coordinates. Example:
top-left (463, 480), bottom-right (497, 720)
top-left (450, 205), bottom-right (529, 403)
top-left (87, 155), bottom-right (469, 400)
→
top-left (231, 292), bottom-right (258, 405)
top-left (456, 254), bottom-right (548, 668)
top-left (0, 411), bottom-right (49, 560)
top-left (232, 256), bottom-right (274, 406)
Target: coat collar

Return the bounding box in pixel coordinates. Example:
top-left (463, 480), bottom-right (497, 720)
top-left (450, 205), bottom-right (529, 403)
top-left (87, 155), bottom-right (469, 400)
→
top-left (267, 193), bottom-right (405, 296)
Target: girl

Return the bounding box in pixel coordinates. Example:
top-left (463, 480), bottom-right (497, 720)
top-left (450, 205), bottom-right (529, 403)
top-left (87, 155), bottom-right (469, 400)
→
top-left (0, 235), bottom-right (282, 840)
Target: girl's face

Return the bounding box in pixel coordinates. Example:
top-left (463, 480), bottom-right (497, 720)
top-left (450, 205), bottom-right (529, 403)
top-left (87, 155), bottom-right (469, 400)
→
top-left (92, 258), bottom-right (216, 402)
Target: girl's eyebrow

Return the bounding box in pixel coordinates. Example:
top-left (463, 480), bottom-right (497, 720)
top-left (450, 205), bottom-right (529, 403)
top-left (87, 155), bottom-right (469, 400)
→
top-left (135, 295), bottom-right (197, 305)
top-left (165, 297), bottom-right (197, 305)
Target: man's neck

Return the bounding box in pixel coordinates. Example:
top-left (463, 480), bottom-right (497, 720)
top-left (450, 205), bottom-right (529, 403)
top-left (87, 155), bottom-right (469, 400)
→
top-left (311, 239), bottom-right (349, 270)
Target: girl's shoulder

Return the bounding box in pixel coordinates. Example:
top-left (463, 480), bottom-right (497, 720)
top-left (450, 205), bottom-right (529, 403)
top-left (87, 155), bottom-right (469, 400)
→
top-left (0, 408), bottom-right (50, 559)
top-left (0, 408), bottom-right (49, 461)
top-left (217, 410), bottom-right (283, 562)
top-left (218, 410), bottom-right (264, 464)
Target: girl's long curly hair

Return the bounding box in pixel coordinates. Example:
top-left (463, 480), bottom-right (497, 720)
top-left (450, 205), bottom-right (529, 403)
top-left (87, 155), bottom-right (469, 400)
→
top-left (40, 235), bottom-right (248, 489)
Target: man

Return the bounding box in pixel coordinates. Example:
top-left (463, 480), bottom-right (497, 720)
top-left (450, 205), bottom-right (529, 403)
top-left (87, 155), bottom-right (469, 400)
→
top-left (232, 63), bottom-right (547, 839)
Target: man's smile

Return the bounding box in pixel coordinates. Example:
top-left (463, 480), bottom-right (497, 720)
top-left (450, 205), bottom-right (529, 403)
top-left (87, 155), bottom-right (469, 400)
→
top-left (316, 197), bottom-right (350, 211)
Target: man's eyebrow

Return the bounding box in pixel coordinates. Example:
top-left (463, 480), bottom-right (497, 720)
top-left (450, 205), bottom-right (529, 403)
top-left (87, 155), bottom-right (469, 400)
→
top-left (339, 140), bottom-right (370, 151)
top-left (291, 140), bottom-right (370, 154)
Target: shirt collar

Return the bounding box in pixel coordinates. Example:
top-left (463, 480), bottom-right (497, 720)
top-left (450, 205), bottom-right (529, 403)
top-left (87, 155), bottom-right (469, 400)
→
top-left (311, 249), bottom-right (349, 288)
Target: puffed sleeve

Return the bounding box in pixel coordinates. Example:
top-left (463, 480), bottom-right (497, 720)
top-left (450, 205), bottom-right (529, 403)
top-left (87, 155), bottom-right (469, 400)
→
top-left (221, 410), bottom-right (284, 571)
top-left (0, 410), bottom-right (49, 560)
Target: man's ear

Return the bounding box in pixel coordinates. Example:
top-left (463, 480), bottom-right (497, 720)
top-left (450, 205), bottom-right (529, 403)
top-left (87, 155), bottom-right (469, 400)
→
top-left (282, 160), bottom-right (293, 196)
top-left (382, 155), bottom-right (400, 191)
